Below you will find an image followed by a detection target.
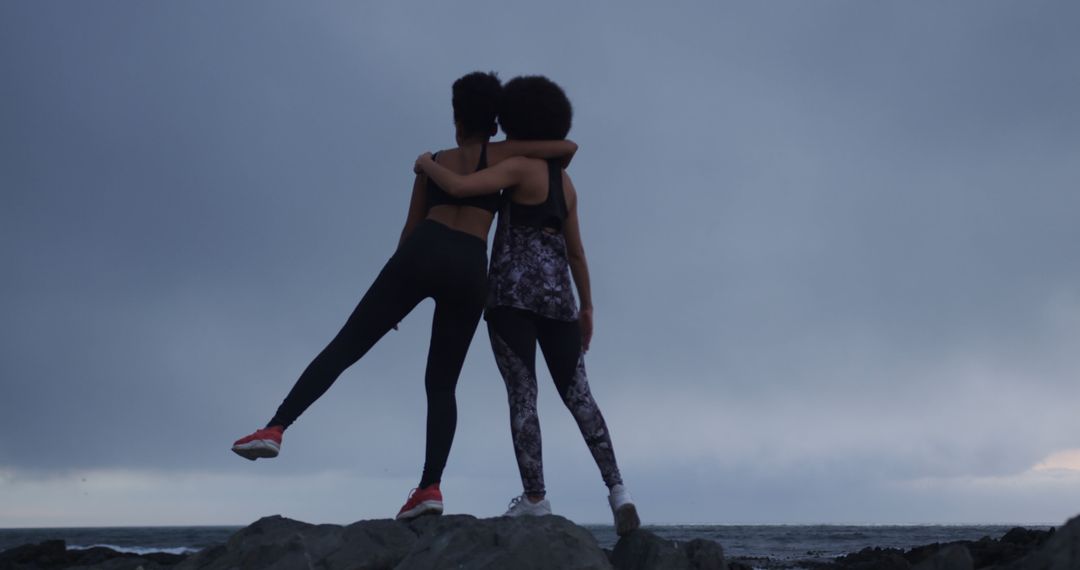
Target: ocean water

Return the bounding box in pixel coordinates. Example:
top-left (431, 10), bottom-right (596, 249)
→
top-left (585, 524), bottom-right (1053, 561)
top-left (0, 526), bottom-right (237, 557)
top-left (0, 523), bottom-right (1053, 563)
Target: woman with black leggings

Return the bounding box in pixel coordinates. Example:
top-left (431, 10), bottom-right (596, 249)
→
top-left (231, 72), bottom-right (576, 520)
top-left (415, 75), bottom-right (640, 535)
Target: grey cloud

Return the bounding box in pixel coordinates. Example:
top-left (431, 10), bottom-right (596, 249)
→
top-left (2, 1), bottom-right (1079, 523)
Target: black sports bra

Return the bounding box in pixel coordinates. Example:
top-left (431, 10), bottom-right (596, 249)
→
top-left (425, 143), bottom-right (501, 214)
top-left (508, 159), bottom-right (567, 231)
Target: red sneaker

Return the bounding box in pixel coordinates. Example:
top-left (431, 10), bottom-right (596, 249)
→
top-left (396, 484), bottom-right (443, 520)
top-left (231, 426), bottom-right (283, 461)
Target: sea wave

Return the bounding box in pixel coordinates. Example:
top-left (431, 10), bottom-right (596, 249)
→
top-left (69, 544), bottom-right (198, 556)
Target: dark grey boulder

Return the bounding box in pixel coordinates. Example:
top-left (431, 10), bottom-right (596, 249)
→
top-left (609, 530), bottom-right (725, 570)
top-left (396, 514), bottom-right (612, 570)
top-left (611, 530), bottom-right (690, 570)
top-left (175, 513), bottom-right (613, 570)
top-left (0, 539), bottom-right (183, 570)
top-left (832, 546), bottom-right (911, 569)
top-left (685, 538), bottom-right (726, 570)
top-left (176, 516), bottom-right (367, 570)
top-left (1009, 513), bottom-right (1080, 570)
top-left (322, 518), bottom-right (418, 569)
top-left (0, 539), bottom-right (69, 568)
top-left (68, 558), bottom-right (172, 570)
top-left (912, 544), bottom-right (973, 570)
top-left (965, 527), bottom-right (1054, 568)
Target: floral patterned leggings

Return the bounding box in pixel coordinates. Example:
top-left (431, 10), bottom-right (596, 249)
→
top-left (486, 307), bottom-right (623, 497)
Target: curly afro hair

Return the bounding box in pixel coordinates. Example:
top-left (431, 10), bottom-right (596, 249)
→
top-left (498, 75), bottom-right (573, 140)
top-left (452, 71), bottom-right (502, 137)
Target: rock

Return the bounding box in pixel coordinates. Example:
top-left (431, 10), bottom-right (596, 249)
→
top-left (611, 530), bottom-right (692, 570)
top-left (1009, 513), bottom-right (1080, 569)
top-left (396, 514), bottom-right (612, 570)
top-left (0, 539), bottom-right (183, 570)
top-left (8, 516), bottom-right (1074, 570)
top-left (912, 544), bottom-right (973, 570)
top-left (0, 539), bottom-right (69, 567)
top-left (609, 530), bottom-right (725, 570)
top-left (967, 528), bottom-right (1053, 569)
top-left (177, 514), bottom-right (413, 570)
top-left (176, 513), bottom-right (612, 570)
top-left (173, 516), bottom-right (731, 570)
top-left (68, 558), bottom-right (172, 570)
top-left (685, 538), bottom-right (726, 570)
top-left (176, 515), bottom-right (326, 570)
top-left (1001, 527), bottom-right (1050, 547)
top-left (322, 518), bottom-right (418, 569)
top-left (833, 546), bottom-right (911, 569)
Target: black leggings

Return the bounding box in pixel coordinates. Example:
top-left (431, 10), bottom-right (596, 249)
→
top-left (486, 307), bottom-right (623, 496)
top-left (268, 220), bottom-right (488, 488)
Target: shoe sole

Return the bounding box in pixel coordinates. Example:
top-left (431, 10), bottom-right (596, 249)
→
top-left (614, 503), bottom-right (640, 536)
top-left (396, 500), bottom-right (443, 521)
top-left (231, 439), bottom-right (280, 461)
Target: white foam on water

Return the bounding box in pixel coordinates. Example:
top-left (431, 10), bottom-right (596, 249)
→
top-left (69, 544), bottom-right (198, 556)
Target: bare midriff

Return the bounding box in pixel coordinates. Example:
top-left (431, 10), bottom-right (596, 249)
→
top-left (426, 205), bottom-right (494, 241)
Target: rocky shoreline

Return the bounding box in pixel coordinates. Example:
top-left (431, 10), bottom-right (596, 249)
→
top-left (2, 513), bottom-right (1077, 569)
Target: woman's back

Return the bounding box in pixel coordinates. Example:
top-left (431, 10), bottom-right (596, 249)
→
top-left (424, 144), bottom-right (571, 240)
top-left (425, 143), bottom-right (498, 240)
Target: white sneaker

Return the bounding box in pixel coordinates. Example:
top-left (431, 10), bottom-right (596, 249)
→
top-left (608, 484), bottom-right (641, 536)
top-left (503, 494), bottom-right (552, 517)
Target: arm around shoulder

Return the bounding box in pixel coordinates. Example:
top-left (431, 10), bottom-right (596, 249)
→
top-left (490, 139), bottom-right (578, 168)
top-left (415, 153), bottom-right (529, 197)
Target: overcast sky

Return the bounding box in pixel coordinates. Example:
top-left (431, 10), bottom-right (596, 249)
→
top-left (3, 1), bottom-right (1080, 528)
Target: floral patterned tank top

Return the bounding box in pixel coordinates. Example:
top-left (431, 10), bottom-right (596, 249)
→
top-left (486, 160), bottom-right (578, 321)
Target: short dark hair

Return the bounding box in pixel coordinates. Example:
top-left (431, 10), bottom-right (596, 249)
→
top-left (498, 76), bottom-right (573, 140)
top-left (452, 71), bottom-right (502, 137)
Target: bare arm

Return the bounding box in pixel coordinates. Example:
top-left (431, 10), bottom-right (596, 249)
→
top-left (414, 153), bottom-right (531, 197)
top-left (561, 174), bottom-right (594, 352)
top-left (398, 173), bottom-right (429, 248)
top-left (488, 139), bottom-right (578, 168)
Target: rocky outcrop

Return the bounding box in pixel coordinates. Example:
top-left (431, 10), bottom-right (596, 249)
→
top-left (1, 515), bottom-right (729, 570)
top-left (800, 524), bottom-right (1058, 570)
top-left (177, 514), bottom-right (613, 570)
top-left (610, 530), bottom-right (725, 570)
top-left (912, 544), bottom-right (973, 570)
top-left (1006, 513), bottom-right (1080, 570)
top-left (900, 526), bottom-right (1054, 570)
top-left (8, 512), bottom-right (1080, 570)
top-left (396, 514), bottom-right (611, 569)
top-left (830, 546), bottom-right (912, 570)
top-left (0, 539), bottom-right (184, 569)
top-left (175, 515), bottom-right (416, 570)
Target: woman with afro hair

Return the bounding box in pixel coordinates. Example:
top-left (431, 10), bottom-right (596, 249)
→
top-left (415, 75), bottom-right (640, 535)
